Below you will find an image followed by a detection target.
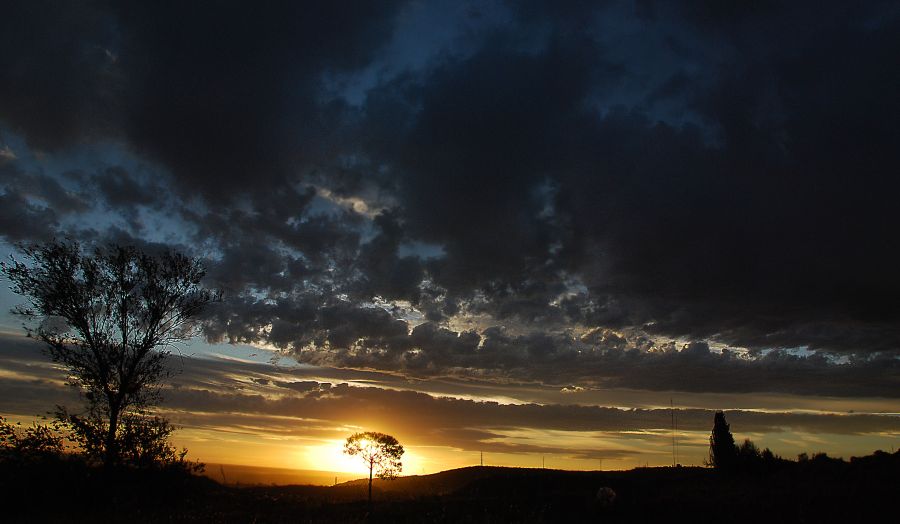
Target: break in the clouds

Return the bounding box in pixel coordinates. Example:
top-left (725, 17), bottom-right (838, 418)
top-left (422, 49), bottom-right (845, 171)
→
top-left (2, 1), bottom-right (900, 398)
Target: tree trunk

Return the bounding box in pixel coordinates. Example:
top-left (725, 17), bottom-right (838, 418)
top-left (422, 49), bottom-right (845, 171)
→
top-left (105, 404), bottom-right (120, 468)
top-left (368, 461), bottom-right (373, 504)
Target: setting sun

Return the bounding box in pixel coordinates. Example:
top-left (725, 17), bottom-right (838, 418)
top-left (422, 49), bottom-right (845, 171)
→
top-left (304, 441), bottom-right (364, 475)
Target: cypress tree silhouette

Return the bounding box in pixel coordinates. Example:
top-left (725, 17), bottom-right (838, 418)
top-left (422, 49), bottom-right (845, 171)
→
top-left (709, 411), bottom-right (738, 470)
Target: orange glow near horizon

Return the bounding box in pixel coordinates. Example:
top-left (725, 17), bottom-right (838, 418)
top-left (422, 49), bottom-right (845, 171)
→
top-left (2, 410), bottom-right (896, 484)
top-left (161, 424), bottom-right (900, 483)
top-left (2, 332), bottom-right (897, 485)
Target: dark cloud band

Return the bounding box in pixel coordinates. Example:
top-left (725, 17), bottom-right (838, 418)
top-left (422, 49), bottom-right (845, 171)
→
top-left (2, 1), bottom-right (899, 399)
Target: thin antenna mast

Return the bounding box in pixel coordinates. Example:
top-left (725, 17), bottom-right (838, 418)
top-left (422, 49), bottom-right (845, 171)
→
top-left (674, 400), bottom-right (678, 465)
top-left (670, 398), bottom-right (676, 467)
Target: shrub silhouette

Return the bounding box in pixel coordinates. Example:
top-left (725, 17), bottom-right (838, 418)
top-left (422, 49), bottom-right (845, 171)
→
top-left (0, 416), bottom-right (64, 460)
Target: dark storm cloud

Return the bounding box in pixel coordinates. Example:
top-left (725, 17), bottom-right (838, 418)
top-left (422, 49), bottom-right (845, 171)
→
top-left (2, 1), bottom-right (900, 397)
top-left (355, 1), bottom-right (900, 354)
top-left (203, 295), bottom-right (900, 397)
top-left (350, 210), bottom-right (426, 301)
top-left (0, 0), bottom-right (405, 200)
top-left (0, 189), bottom-right (60, 242)
top-left (86, 166), bottom-right (169, 231)
top-left (0, 165), bottom-right (90, 215)
top-left (92, 166), bottom-right (164, 210)
top-left (385, 35), bottom-right (598, 283)
top-left (114, 1), bottom-right (406, 200)
top-left (0, 159), bottom-right (92, 241)
top-left (0, 1), bottom-right (119, 149)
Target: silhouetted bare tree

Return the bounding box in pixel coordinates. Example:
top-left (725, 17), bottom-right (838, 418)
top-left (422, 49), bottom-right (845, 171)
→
top-left (343, 431), bottom-right (404, 503)
top-left (1, 241), bottom-right (218, 467)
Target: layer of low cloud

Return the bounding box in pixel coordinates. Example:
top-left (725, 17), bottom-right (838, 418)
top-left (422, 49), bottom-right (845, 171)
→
top-left (1, 334), bottom-right (897, 467)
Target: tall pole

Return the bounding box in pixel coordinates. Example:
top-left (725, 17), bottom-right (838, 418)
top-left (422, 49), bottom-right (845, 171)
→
top-left (671, 398), bottom-right (676, 467)
top-left (674, 401), bottom-right (678, 465)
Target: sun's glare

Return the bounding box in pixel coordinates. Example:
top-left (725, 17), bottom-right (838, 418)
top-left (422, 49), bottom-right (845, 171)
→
top-left (303, 440), bottom-right (366, 474)
top-left (298, 438), bottom-right (430, 477)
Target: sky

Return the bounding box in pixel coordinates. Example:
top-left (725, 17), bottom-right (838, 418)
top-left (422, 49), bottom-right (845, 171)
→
top-left (0, 0), bottom-right (898, 477)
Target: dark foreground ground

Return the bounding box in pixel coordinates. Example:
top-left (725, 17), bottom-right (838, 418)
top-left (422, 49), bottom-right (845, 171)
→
top-left (2, 451), bottom-right (898, 523)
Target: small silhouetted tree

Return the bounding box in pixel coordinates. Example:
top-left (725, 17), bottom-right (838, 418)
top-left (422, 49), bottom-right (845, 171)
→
top-left (343, 432), bottom-right (404, 503)
top-left (1, 241), bottom-right (218, 468)
top-left (738, 438), bottom-right (760, 459)
top-left (709, 411), bottom-right (737, 470)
